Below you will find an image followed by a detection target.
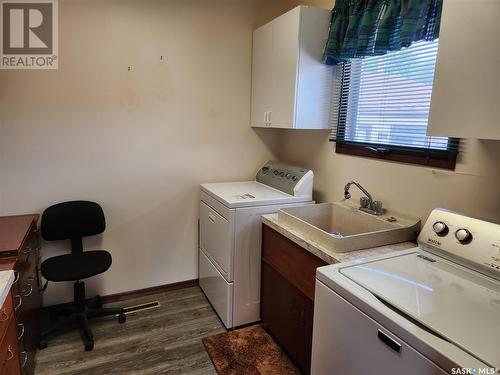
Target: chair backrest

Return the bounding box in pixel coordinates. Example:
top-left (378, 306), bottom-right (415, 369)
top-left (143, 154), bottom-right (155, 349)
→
top-left (41, 201), bottom-right (106, 246)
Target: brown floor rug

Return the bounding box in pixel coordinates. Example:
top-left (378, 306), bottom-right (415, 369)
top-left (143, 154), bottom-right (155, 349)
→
top-left (202, 324), bottom-right (301, 375)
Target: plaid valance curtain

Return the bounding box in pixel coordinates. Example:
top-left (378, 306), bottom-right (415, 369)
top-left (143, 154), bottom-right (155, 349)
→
top-left (323, 0), bottom-right (443, 65)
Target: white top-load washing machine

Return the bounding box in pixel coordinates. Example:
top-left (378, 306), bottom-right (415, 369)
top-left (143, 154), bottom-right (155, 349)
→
top-left (311, 208), bottom-right (500, 375)
top-left (199, 161), bottom-right (314, 328)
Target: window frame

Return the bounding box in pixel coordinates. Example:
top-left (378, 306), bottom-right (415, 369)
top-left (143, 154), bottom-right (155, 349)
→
top-left (332, 43), bottom-right (459, 170)
top-left (335, 140), bottom-right (458, 169)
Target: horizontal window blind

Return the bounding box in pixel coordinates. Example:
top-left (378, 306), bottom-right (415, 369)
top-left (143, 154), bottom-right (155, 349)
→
top-left (331, 40), bottom-right (459, 154)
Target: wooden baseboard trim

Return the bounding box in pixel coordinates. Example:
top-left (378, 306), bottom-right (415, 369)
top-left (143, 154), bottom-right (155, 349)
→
top-left (101, 279), bottom-right (199, 304)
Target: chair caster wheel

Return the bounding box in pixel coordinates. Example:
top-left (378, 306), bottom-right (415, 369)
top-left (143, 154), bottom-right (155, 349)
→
top-left (118, 313), bottom-right (126, 324)
top-left (39, 341), bottom-right (48, 350)
top-left (85, 340), bottom-right (94, 351)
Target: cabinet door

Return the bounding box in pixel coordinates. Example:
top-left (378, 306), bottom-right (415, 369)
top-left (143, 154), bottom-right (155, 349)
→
top-left (0, 317), bottom-right (21, 375)
top-left (427, 0), bottom-right (500, 140)
top-left (251, 22), bottom-right (273, 128)
top-left (295, 7), bottom-right (333, 130)
top-left (261, 261), bottom-right (313, 374)
top-left (270, 7), bottom-right (300, 129)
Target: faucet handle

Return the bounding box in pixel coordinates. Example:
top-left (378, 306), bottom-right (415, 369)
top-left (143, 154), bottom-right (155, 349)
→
top-left (372, 200), bottom-right (384, 214)
top-left (360, 196), bottom-right (370, 208)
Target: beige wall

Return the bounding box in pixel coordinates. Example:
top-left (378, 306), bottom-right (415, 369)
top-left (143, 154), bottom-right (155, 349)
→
top-left (256, 1), bottom-right (500, 223)
top-left (279, 133), bottom-right (500, 223)
top-left (254, 0), bottom-right (333, 27)
top-left (0, 0), bottom-right (282, 305)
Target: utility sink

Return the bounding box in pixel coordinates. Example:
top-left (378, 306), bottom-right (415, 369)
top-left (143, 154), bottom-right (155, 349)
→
top-left (277, 202), bottom-right (420, 253)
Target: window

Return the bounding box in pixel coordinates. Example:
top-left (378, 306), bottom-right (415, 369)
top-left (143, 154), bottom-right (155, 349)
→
top-left (331, 40), bottom-right (459, 169)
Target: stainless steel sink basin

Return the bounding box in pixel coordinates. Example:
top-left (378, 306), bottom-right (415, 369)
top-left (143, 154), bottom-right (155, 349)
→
top-left (277, 202), bottom-right (420, 253)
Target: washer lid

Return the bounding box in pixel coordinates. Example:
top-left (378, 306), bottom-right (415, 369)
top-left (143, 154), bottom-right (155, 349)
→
top-left (340, 252), bottom-right (500, 368)
top-left (200, 181), bottom-right (310, 208)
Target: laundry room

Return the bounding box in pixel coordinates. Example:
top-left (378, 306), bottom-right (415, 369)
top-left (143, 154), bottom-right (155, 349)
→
top-left (0, 0), bottom-right (498, 374)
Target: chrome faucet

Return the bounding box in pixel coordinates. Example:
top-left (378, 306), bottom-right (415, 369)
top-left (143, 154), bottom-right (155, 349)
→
top-left (344, 180), bottom-right (384, 215)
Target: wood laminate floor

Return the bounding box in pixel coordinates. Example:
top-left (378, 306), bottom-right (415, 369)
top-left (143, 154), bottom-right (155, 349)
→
top-left (35, 286), bottom-right (225, 375)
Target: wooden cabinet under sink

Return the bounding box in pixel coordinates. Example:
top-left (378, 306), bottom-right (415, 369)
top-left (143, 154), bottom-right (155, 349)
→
top-left (261, 224), bottom-right (327, 374)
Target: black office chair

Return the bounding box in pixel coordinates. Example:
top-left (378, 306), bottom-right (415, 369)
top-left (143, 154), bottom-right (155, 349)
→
top-left (39, 201), bottom-right (126, 351)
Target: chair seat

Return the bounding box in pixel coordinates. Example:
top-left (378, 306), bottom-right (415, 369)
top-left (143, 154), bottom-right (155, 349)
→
top-left (41, 251), bottom-right (112, 281)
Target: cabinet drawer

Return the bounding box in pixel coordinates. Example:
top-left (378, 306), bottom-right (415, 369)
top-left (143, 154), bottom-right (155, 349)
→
top-left (261, 262), bottom-right (313, 374)
top-left (0, 316), bottom-right (20, 375)
top-left (199, 201), bottom-right (232, 279)
top-left (0, 291), bottom-right (13, 343)
top-left (262, 225), bottom-right (326, 300)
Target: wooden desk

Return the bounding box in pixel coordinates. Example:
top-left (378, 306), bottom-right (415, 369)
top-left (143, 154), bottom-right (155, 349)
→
top-left (0, 215), bottom-right (42, 375)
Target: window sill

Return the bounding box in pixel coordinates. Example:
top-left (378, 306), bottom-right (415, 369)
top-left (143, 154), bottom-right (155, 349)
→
top-left (334, 142), bottom-right (458, 170)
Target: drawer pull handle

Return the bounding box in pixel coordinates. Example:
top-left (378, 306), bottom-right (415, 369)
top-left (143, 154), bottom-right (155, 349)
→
top-left (22, 284), bottom-right (33, 297)
top-left (18, 323), bottom-right (25, 340)
top-left (14, 295), bottom-right (22, 311)
top-left (5, 345), bottom-right (14, 361)
top-left (377, 329), bottom-right (401, 353)
top-left (22, 246), bottom-right (32, 255)
top-left (13, 271), bottom-right (20, 284)
top-left (0, 309), bottom-right (8, 322)
top-left (21, 350), bottom-right (28, 367)
top-left (208, 213), bottom-right (216, 224)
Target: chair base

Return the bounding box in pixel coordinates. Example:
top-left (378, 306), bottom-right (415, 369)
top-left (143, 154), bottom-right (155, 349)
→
top-left (39, 281), bottom-right (126, 351)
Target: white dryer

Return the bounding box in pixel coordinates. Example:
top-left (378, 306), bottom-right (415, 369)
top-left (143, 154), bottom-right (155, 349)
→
top-left (199, 161), bottom-right (314, 328)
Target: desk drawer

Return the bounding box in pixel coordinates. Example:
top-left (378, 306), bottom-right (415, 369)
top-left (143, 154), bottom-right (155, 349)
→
top-left (0, 315), bottom-right (20, 375)
top-left (0, 292), bottom-right (13, 343)
top-left (262, 225), bottom-right (326, 300)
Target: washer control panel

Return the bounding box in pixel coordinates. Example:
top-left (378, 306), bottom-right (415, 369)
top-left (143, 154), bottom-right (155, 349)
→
top-left (256, 161), bottom-right (313, 197)
top-left (419, 208), bottom-right (500, 280)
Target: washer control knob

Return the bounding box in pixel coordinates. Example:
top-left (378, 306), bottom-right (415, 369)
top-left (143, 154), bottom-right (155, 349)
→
top-left (455, 229), bottom-right (472, 243)
top-left (291, 175), bottom-right (298, 182)
top-left (432, 221), bottom-right (448, 236)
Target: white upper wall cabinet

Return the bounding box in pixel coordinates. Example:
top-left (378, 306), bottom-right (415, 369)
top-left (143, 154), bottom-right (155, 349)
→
top-left (427, 0), bottom-right (500, 140)
top-left (251, 6), bottom-right (334, 129)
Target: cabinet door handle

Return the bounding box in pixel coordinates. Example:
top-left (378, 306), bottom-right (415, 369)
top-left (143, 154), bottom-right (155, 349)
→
top-left (377, 329), bottom-right (401, 353)
top-left (267, 111), bottom-right (272, 126)
top-left (21, 351), bottom-right (28, 367)
top-left (5, 345), bottom-right (14, 361)
top-left (17, 323), bottom-right (25, 340)
top-left (14, 294), bottom-right (22, 311)
top-left (13, 270), bottom-right (20, 284)
top-left (22, 284), bottom-right (33, 297)
top-left (22, 246), bottom-right (32, 255)
top-left (0, 309), bottom-right (8, 322)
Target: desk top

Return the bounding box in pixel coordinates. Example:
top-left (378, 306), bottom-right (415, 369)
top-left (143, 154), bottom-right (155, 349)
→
top-left (0, 214), bottom-right (39, 253)
top-left (0, 270), bottom-right (14, 308)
